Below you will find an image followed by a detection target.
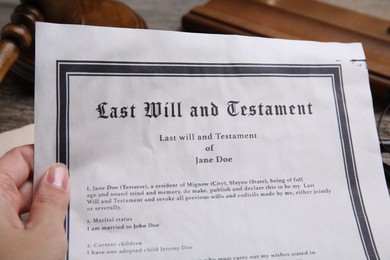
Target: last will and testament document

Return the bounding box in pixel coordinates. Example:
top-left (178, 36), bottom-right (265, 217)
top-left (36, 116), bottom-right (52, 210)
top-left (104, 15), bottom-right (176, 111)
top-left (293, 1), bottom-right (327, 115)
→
top-left (34, 22), bottom-right (390, 259)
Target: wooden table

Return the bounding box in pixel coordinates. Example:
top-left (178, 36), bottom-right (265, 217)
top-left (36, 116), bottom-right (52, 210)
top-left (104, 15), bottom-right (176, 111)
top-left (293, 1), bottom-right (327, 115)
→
top-left (0, 0), bottom-right (389, 134)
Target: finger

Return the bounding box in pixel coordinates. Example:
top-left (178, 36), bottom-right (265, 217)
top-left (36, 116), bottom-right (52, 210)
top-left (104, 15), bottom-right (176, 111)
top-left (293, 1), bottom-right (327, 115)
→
top-left (0, 173), bottom-right (25, 229)
top-left (0, 145), bottom-right (34, 215)
top-left (0, 145), bottom-right (34, 188)
top-left (19, 180), bottom-right (33, 213)
top-left (27, 163), bottom-right (70, 231)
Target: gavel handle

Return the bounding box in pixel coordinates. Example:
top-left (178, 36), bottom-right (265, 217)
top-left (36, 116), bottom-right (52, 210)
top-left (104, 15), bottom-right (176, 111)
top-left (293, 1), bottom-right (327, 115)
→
top-left (0, 37), bottom-right (23, 83)
top-left (0, 4), bottom-right (42, 84)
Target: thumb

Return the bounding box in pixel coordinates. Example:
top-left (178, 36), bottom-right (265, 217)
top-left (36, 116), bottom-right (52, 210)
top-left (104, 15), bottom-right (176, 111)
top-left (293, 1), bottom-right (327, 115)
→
top-left (27, 163), bottom-right (70, 230)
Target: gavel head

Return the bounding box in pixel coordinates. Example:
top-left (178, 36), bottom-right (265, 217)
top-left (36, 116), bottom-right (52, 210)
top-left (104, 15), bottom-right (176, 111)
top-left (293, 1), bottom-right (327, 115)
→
top-left (21, 0), bottom-right (82, 24)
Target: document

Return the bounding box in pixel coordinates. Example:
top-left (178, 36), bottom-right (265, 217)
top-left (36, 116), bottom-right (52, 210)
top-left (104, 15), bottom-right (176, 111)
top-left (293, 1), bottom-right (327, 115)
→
top-left (34, 22), bottom-right (390, 259)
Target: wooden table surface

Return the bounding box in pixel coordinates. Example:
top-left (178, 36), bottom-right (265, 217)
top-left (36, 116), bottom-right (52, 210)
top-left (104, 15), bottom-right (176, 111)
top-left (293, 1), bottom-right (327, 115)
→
top-left (0, 0), bottom-right (389, 134)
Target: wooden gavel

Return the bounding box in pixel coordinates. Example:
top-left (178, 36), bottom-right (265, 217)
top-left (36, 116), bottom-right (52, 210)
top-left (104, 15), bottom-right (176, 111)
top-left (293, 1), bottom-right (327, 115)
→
top-left (0, 0), bottom-right (147, 85)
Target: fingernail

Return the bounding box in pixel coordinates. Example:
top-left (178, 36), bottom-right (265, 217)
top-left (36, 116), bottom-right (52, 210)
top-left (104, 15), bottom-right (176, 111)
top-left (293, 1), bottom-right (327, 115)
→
top-left (47, 164), bottom-right (69, 191)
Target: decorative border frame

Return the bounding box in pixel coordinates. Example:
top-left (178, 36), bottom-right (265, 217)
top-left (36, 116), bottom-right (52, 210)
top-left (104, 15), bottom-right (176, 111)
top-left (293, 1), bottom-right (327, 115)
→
top-left (56, 61), bottom-right (378, 260)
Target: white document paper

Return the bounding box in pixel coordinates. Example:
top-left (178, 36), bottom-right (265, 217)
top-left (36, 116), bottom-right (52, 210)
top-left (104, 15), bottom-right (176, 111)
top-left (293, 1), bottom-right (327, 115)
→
top-left (34, 22), bottom-right (390, 260)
